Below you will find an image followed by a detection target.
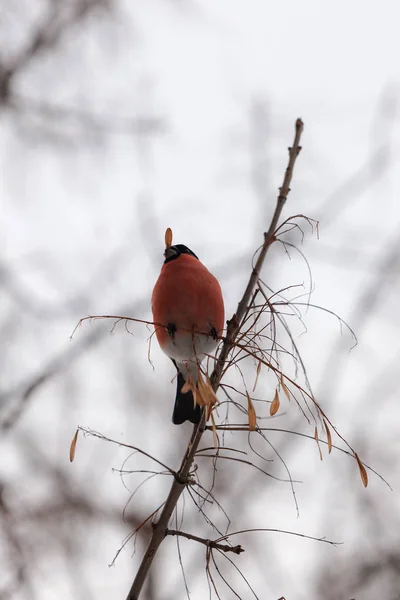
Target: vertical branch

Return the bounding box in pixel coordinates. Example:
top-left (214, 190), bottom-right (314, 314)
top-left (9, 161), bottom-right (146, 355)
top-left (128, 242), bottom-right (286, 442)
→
top-left (211, 117), bottom-right (304, 387)
top-left (125, 118), bottom-right (304, 600)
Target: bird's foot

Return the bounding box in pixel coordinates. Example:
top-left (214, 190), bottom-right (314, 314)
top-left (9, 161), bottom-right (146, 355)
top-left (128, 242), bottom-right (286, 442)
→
top-left (210, 326), bottom-right (219, 341)
top-left (167, 322), bottom-right (177, 338)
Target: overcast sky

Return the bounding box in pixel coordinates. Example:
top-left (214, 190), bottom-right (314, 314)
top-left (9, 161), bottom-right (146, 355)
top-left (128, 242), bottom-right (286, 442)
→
top-left (1, 1), bottom-right (400, 598)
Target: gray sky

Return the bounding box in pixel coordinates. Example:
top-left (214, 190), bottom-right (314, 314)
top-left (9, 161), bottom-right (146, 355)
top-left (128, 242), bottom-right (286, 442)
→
top-left (1, 1), bottom-right (399, 598)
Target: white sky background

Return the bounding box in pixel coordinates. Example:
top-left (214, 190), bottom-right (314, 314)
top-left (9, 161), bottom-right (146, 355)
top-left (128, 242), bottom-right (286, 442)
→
top-left (1, 0), bottom-right (400, 598)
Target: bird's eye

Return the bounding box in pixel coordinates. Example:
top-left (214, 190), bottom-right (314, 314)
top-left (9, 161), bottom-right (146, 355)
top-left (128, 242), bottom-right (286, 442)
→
top-left (164, 246), bottom-right (178, 260)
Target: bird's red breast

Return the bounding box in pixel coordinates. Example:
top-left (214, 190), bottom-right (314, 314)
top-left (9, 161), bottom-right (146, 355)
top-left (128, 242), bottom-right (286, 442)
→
top-left (152, 253), bottom-right (224, 358)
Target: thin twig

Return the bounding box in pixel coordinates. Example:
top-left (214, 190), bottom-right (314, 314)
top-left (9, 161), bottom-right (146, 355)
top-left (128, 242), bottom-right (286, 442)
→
top-left (125, 118), bottom-right (304, 600)
top-left (204, 425), bottom-right (391, 489)
top-left (215, 527), bottom-right (341, 547)
top-left (166, 529), bottom-right (244, 555)
top-left (78, 427), bottom-right (174, 474)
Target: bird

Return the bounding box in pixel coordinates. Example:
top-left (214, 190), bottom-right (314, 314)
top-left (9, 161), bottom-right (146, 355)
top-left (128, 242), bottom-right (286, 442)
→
top-left (152, 243), bottom-right (224, 424)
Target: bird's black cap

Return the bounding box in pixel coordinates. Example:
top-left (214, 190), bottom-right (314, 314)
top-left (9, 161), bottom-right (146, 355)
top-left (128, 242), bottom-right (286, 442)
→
top-left (164, 244), bottom-right (199, 264)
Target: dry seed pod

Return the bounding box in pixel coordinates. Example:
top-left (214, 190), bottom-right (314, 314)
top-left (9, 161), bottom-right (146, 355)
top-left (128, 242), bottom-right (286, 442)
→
top-left (246, 391), bottom-right (257, 431)
top-left (253, 361), bottom-right (262, 392)
top-left (323, 418), bottom-right (333, 454)
top-left (165, 228), bottom-right (173, 249)
top-left (314, 426), bottom-right (323, 461)
top-left (211, 413), bottom-right (219, 447)
top-left (69, 429), bottom-right (79, 463)
top-left (355, 452), bottom-right (368, 487)
top-left (280, 373), bottom-right (290, 401)
top-left (270, 389), bottom-right (280, 416)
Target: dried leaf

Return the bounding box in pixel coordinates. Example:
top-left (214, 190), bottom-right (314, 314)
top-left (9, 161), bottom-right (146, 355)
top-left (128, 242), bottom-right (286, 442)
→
top-left (280, 373), bottom-right (290, 401)
top-left (69, 429), bottom-right (79, 463)
top-left (196, 371), bottom-right (209, 406)
top-left (181, 374), bottom-right (198, 409)
top-left (323, 418), bottom-right (332, 454)
top-left (246, 391), bottom-right (257, 431)
top-left (197, 370), bottom-right (207, 395)
top-left (253, 361), bottom-right (262, 392)
top-left (196, 371), bottom-right (218, 420)
top-left (270, 389), bottom-right (280, 416)
top-left (208, 383), bottom-right (218, 404)
top-left (314, 426), bottom-right (323, 461)
top-left (165, 227), bottom-right (173, 249)
top-left (210, 413), bottom-right (219, 448)
top-left (192, 387), bottom-right (197, 409)
top-left (355, 452), bottom-right (368, 488)
top-left (181, 373), bottom-right (194, 395)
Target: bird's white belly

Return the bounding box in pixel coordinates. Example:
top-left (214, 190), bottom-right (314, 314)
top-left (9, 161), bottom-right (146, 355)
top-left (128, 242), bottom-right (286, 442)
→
top-left (163, 331), bottom-right (217, 362)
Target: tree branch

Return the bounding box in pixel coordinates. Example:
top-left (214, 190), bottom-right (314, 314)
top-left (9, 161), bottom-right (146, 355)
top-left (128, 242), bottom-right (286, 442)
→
top-left (211, 117), bottom-right (303, 387)
top-left (125, 118), bottom-right (304, 600)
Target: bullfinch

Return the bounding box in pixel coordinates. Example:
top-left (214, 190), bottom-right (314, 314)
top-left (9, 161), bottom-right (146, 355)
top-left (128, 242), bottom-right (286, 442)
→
top-left (152, 244), bottom-right (224, 424)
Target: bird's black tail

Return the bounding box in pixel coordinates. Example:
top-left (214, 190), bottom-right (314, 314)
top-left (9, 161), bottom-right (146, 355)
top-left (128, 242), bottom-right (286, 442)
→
top-left (172, 370), bottom-right (202, 425)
